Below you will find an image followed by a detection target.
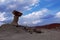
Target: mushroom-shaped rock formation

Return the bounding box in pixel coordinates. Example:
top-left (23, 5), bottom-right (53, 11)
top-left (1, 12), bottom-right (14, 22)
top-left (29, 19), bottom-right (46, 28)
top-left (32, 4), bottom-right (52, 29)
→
top-left (0, 10), bottom-right (23, 33)
top-left (12, 10), bottom-right (22, 26)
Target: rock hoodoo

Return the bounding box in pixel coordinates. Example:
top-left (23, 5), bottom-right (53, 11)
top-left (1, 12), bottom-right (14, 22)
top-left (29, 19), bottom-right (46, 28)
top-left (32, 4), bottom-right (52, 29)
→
top-left (12, 10), bottom-right (22, 26)
top-left (0, 10), bottom-right (23, 33)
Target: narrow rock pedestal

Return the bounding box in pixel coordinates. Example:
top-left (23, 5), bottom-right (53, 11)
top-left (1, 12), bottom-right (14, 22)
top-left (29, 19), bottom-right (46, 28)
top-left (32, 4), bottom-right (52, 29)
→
top-left (12, 10), bottom-right (22, 26)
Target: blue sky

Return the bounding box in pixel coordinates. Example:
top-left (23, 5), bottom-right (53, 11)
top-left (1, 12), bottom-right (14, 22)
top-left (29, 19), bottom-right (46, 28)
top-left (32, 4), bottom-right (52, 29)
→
top-left (0, 0), bottom-right (60, 26)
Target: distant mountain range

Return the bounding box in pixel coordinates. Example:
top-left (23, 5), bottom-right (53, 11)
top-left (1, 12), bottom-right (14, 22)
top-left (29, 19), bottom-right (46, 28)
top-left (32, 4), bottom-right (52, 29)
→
top-left (34, 23), bottom-right (60, 29)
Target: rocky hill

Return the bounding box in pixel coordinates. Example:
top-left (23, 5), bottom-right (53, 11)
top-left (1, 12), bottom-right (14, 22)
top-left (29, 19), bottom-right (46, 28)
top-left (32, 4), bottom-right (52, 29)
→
top-left (34, 23), bottom-right (60, 29)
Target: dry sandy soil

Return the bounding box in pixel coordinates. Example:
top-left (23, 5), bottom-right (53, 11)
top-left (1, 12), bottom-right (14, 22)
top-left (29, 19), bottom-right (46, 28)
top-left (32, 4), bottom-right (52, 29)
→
top-left (0, 28), bottom-right (60, 40)
top-left (0, 24), bottom-right (60, 40)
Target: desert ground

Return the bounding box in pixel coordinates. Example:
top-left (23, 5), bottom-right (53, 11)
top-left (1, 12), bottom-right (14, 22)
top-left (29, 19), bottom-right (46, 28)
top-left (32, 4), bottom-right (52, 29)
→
top-left (0, 25), bottom-right (60, 40)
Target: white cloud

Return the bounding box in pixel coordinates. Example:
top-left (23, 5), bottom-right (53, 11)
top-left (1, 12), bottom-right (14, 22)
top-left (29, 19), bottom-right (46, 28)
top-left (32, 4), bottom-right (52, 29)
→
top-left (55, 12), bottom-right (60, 18)
top-left (29, 0), bottom-right (40, 6)
top-left (19, 8), bottom-right (49, 26)
top-left (22, 20), bottom-right (42, 26)
top-left (0, 0), bottom-right (5, 3)
top-left (17, 0), bottom-right (26, 4)
top-left (32, 20), bottom-right (42, 24)
top-left (8, 4), bottom-right (17, 9)
top-left (23, 0), bottom-right (40, 10)
top-left (23, 8), bottom-right (48, 18)
top-left (23, 6), bottom-right (32, 10)
top-left (18, 0), bottom-right (40, 10)
top-left (0, 0), bottom-right (10, 4)
top-left (0, 12), bottom-right (7, 21)
top-left (17, 0), bottom-right (39, 6)
top-left (0, 0), bottom-right (40, 11)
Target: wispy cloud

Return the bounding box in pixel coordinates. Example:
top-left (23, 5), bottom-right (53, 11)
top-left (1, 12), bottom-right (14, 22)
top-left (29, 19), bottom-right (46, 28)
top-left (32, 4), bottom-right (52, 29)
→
top-left (55, 12), bottom-right (60, 18)
top-left (0, 0), bottom-right (40, 12)
top-left (0, 12), bottom-right (7, 21)
top-left (23, 8), bottom-right (48, 18)
top-left (18, 8), bottom-right (49, 26)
